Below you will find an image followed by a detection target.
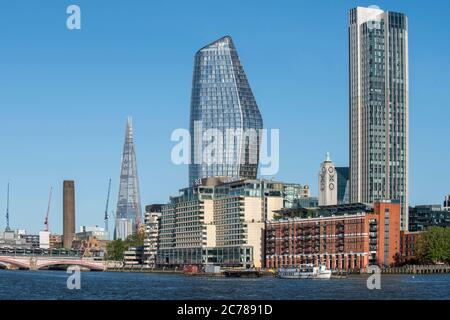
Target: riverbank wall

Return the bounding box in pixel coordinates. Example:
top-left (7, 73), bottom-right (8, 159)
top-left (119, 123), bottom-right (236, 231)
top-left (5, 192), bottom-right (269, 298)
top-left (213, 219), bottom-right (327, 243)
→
top-left (105, 264), bottom-right (450, 275)
top-left (381, 265), bottom-right (450, 274)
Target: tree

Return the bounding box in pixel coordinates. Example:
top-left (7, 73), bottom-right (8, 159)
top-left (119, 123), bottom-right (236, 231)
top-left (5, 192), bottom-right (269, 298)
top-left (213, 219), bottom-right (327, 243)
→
top-left (124, 231), bottom-right (145, 248)
top-left (415, 227), bottom-right (450, 264)
top-left (105, 230), bottom-right (146, 261)
top-left (106, 239), bottom-right (125, 261)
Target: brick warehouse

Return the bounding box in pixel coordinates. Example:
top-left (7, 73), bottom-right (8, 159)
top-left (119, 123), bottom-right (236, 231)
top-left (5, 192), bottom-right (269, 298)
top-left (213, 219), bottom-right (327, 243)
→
top-left (265, 201), bottom-right (401, 271)
top-left (399, 230), bottom-right (423, 264)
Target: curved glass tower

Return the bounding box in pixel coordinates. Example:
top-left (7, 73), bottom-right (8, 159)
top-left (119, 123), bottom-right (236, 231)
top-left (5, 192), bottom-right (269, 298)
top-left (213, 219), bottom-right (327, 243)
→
top-left (189, 36), bottom-right (263, 186)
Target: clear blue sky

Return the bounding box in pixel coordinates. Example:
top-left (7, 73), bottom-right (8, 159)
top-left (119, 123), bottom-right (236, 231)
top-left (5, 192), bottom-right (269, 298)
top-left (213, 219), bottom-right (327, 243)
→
top-left (0, 0), bottom-right (449, 234)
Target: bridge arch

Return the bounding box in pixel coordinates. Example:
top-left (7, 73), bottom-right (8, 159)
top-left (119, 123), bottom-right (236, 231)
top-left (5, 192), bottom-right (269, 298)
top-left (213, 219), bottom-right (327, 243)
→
top-left (37, 260), bottom-right (105, 271)
top-left (0, 257), bottom-right (30, 269)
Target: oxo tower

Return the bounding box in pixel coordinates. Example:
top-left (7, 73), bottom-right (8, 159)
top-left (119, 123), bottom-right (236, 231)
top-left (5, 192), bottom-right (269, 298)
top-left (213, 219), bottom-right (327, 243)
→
top-left (115, 117), bottom-right (142, 240)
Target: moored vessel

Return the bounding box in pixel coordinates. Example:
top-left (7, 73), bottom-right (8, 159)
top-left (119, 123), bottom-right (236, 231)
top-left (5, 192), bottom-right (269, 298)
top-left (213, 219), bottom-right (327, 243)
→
top-left (277, 264), bottom-right (332, 279)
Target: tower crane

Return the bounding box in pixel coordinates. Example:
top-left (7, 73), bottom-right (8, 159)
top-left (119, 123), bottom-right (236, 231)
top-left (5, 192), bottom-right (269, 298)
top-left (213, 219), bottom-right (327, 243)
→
top-left (104, 179), bottom-right (112, 232)
top-left (44, 187), bottom-right (53, 232)
top-left (5, 183), bottom-right (10, 231)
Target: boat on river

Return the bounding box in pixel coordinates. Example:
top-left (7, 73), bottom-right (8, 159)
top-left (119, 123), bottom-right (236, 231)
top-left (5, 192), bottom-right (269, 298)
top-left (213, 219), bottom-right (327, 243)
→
top-left (277, 264), bottom-right (332, 279)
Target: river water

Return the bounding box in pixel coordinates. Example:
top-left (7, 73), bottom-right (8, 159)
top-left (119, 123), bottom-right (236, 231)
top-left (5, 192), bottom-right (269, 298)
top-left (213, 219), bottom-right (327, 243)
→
top-left (0, 269), bottom-right (449, 300)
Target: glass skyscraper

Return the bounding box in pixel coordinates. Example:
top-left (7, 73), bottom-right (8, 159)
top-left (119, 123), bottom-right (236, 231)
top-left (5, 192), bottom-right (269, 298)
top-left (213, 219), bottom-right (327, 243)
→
top-left (115, 117), bottom-right (142, 240)
top-left (336, 167), bottom-right (350, 204)
top-left (349, 7), bottom-right (409, 229)
top-left (189, 36), bottom-right (263, 186)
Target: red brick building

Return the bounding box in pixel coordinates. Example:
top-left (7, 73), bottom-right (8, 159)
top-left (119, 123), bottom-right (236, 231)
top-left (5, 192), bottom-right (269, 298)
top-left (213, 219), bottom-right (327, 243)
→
top-left (399, 231), bottom-right (422, 263)
top-left (265, 201), bottom-right (401, 271)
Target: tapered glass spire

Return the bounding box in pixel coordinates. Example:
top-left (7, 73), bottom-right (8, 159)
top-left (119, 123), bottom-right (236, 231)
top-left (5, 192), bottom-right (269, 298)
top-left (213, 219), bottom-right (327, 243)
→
top-left (115, 117), bottom-right (142, 239)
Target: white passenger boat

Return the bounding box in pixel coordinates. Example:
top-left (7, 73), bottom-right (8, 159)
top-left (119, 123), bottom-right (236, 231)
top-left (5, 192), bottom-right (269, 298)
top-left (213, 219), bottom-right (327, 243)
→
top-left (277, 264), bottom-right (332, 279)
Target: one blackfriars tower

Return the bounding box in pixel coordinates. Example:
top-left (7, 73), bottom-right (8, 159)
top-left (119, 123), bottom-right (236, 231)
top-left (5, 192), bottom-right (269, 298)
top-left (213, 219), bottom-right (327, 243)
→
top-left (189, 36), bottom-right (263, 186)
top-left (349, 7), bottom-right (409, 229)
top-left (115, 117), bottom-right (142, 240)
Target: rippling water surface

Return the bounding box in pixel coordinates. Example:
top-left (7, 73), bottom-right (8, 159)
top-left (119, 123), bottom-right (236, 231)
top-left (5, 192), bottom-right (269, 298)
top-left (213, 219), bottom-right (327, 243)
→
top-left (0, 270), bottom-right (449, 300)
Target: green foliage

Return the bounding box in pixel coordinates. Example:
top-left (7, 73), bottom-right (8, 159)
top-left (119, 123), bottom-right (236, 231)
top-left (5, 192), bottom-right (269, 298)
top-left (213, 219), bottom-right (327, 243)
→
top-left (415, 227), bottom-right (450, 264)
top-left (106, 239), bottom-right (125, 261)
top-left (124, 232), bottom-right (145, 247)
top-left (105, 231), bottom-right (146, 261)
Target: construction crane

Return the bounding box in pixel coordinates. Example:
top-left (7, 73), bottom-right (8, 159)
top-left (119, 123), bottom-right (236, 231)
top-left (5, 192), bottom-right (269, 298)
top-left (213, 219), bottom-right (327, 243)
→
top-left (104, 179), bottom-right (112, 232)
top-left (5, 183), bottom-right (10, 231)
top-left (44, 187), bottom-right (53, 232)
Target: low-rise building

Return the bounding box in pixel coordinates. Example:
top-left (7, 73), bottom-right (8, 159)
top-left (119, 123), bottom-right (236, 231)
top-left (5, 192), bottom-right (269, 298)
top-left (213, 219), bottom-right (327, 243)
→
top-left (443, 195), bottom-right (450, 212)
top-left (143, 204), bottom-right (162, 268)
top-left (76, 226), bottom-right (109, 241)
top-left (39, 231), bottom-right (50, 249)
top-left (1, 231), bottom-right (63, 250)
top-left (408, 205), bottom-right (450, 232)
top-left (282, 183), bottom-right (311, 208)
top-left (265, 201), bottom-right (401, 271)
top-left (23, 234), bottom-right (39, 248)
top-left (49, 234), bottom-right (62, 249)
top-left (124, 246), bottom-right (144, 266)
top-left (297, 197), bottom-right (319, 209)
top-left (0, 230), bottom-right (29, 249)
top-left (399, 230), bottom-right (422, 264)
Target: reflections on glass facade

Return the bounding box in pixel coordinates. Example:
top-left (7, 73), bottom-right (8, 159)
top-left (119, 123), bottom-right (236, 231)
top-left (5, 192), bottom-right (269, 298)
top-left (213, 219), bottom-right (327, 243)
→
top-left (115, 118), bottom-right (142, 239)
top-left (408, 205), bottom-right (450, 232)
top-left (349, 7), bottom-right (409, 229)
top-left (336, 167), bottom-right (349, 204)
top-left (189, 36), bottom-right (263, 186)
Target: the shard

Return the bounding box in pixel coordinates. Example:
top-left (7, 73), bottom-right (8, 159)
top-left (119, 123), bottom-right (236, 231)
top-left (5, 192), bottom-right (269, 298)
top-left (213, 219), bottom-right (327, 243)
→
top-left (115, 117), bottom-right (142, 240)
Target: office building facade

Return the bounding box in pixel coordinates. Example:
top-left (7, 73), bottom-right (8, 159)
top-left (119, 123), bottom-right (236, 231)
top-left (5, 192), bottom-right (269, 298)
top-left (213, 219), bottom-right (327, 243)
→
top-left (189, 36), bottom-right (263, 186)
top-left (336, 167), bottom-right (350, 204)
top-left (349, 7), bottom-right (409, 230)
top-left (408, 205), bottom-right (450, 232)
top-left (157, 178), bottom-right (286, 269)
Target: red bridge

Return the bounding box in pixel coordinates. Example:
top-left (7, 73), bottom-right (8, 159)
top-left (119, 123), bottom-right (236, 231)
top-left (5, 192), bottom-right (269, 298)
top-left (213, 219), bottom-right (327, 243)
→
top-left (0, 248), bottom-right (106, 271)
